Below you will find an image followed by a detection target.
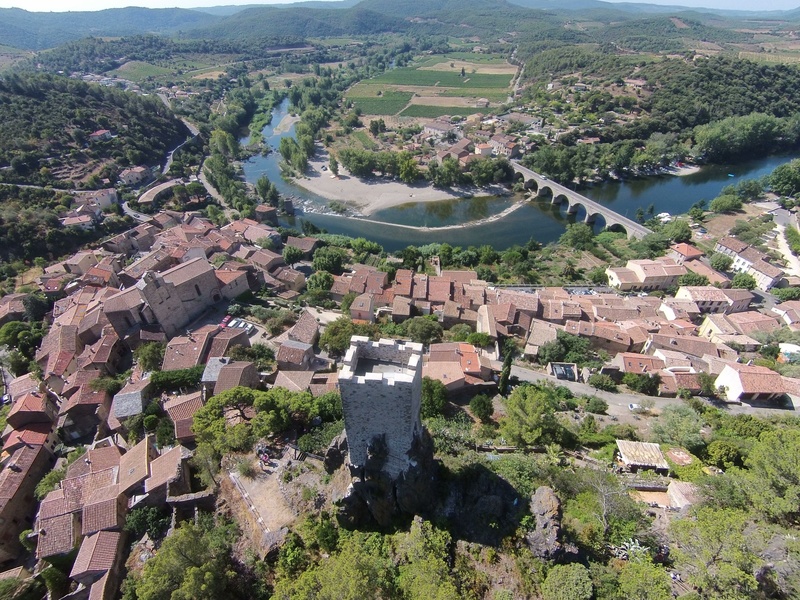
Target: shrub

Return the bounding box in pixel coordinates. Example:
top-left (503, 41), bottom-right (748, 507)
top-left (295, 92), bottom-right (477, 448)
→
top-left (237, 459), bottom-right (257, 479)
top-left (125, 507), bottom-right (171, 541)
top-left (469, 394), bottom-right (494, 422)
top-left (541, 563), bottom-right (593, 600)
top-left (587, 373), bottom-right (617, 392)
top-left (585, 397), bottom-right (608, 414)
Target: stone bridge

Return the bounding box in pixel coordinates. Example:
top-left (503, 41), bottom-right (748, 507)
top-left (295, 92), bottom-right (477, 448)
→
top-left (511, 162), bottom-right (651, 239)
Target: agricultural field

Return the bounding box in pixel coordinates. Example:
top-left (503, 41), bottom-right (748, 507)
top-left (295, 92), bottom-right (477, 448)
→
top-left (370, 68), bottom-right (512, 88)
top-left (350, 130), bottom-right (379, 150)
top-left (347, 53), bottom-right (515, 118)
top-left (346, 87), bottom-right (413, 115)
top-left (739, 50), bottom-right (800, 64)
top-left (0, 44), bottom-right (30, 71)
top-left (399, 105), bottom-right (484, 118)
top-left (106, 61), bottom-right (174, 81)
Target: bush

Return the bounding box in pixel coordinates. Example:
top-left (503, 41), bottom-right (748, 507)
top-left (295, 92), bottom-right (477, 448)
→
top-left (541, 563), bottom-right (593, 600)
top-left (421, 377), bottom-right (448, 418)
top-left (585, 397), bottom-right (608, 414)
top-left (125, 507), bottom-right (171, 541)
top-left (622, 372), bottom-right (662, 396)
top-left (237, 459), bottom-right (257, 479)
top-left (587, 373), bottom-right (617, 392)
top-left (469, 394), bottom-right (494, 422)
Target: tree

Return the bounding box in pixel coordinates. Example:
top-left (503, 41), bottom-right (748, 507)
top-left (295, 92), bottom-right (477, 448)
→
top-left (558, 223), bottom-right (595, 251)
top-left (671, 507), bottom-right (759, 599)
top-left (622, 372), bottom-right (662, 396)
top-left (312, 246), bottom-right (347, 274)
top-left (769, 159), bottom-right (800, 196)
top-left (421, 377), bottom-right (448, 418)
top-left (709, 253), bottom-right (733, 272)
top-left (125, 507), bottom-right (171, 541)
top-left (709, 194), bottom-right (742, 213)
top-left (745, 428), bottom-right (800, 523)
top-left (731, 272), bottom-right (757, 290)
top-left (541, 564), bottom-right (593, 600)
top-left (469, 394), bottom-right (493, 422)
top-left (133, 342), bottom-right (165, 372)
top-left (306, 271), bottom-right (333, 292)
top-left (705, 439), bottom-right (741, 470)
top-left (403, 317), bottom-right (443, 345)
top-left (663, 219), bottom-right (692, 243)
top-left (651, 404), bottom-right (704, 453)
top-left (585, 397), bottom-right (608, 414)
top-left (23, 293), bottom-right (49, 322)
top-left (329, 155), bottom-right (339, 176)
top-left (132, 520), bottom-right (251, 600)
top-left (500, 384), bottom-right (566, 448)
top-left (678, 272), bottom-right (710, 287)
top-left (283, 245), bottom-right (304, 267)
top-left (618, 557), bottom-right (672, 600)
top-left (774, 286), bottom-right (800, 301)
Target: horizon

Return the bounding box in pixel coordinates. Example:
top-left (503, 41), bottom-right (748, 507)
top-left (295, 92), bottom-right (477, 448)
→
top-left (1, 0), bottom-right (799, 13)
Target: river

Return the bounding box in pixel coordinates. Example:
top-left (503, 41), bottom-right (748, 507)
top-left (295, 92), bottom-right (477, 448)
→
top-left (242, 99), bottom-right (797, 252)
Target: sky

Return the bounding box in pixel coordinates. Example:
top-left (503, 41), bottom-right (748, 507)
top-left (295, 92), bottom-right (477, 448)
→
top-left (0, 0), bottom-right (798, 12)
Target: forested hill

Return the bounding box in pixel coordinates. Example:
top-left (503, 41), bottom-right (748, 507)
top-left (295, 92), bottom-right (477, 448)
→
top-left (0, 7), bottom-right (218, 51)
top-left (0, 74), bottom-right (188, 187)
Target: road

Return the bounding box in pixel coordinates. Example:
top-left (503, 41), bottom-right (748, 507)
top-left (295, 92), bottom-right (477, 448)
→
top-left (509, 365), bottom-right (796, 419)
top-left (121, 201), bottom-right (150, 223)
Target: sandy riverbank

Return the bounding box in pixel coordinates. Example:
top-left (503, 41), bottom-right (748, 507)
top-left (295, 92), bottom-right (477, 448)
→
top-left (293, 150), bottom-right (506, 216)
top-left (273, 113), bottom-right (301, 135)
top-left (663, 164), bottom-right (701, 177)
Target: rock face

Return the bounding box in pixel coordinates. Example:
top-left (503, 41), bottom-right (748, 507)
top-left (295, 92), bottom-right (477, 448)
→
top-left (323, 431), bottom-right (348, 474)
top-left (525, 486), bottom-right (562, 559)
top-left (336, 429), bottom-right (437, 528)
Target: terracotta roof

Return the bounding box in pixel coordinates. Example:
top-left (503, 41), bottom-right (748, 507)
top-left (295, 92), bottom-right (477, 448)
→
top-left (671, 243), bottom-right (704, 260)
top-left (162, 326), bottom-right (217, 371)
top-left (37, 513), bottom-right (78, 559)
top-left (62, 468), bottom-right (118, 514)
top-left (276, 340), bottom-right (312, 365)
top-left (2, 422), bottom-right (53, 453)
top-left (61, 384), bottom-right (110, 416)
top-left (7, 390), bottom-right (51, 421)
top-left (214, 362), bottom-right (257, 395)
top-left (164, 392), bottom-right (203, 441)
top-left (273, 370), bottom-right (314, 392)
top-left (8, 373), bottom-right (40, 399)
top-left (88, 571), bottom-right (113, 600)
top-left (207, 327), bottom-right (249, 358)
top-left (428, 277), bottom-right (452, 303)
top-left (65, 446), bottom-right (123, 479)
top-left (617, 352), bottom-right (665, 374)
top-left (726, 363), bottom-right (784, 394)
top-left (393, 269), bottom-right (413, 297)
top-left (118, 438), bottom-right (153, 494)
top-left (288, 310), bottom-right (320, 345)
top-left (81, 485), bottom-right (122, 535)
top-left (286, 235), bottom-right (319, 254)
top-left (725, 311), bottom-right (780, 335)
top-left (145, 446), bottom-right (186, 493)
top-left (717, 237), bottom-right (749, 253)
top-left (159, 257), bottom-right (214, 287)
top-left (70, 531), bottom-right (120, 579)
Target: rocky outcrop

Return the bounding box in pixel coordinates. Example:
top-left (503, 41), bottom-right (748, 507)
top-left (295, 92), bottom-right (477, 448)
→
top-left (525, 486), bottom-right (562, 559)
top-left (336, 429), bottom-right (438, 528)
top-left (323, 431), bottom-right (347, 474)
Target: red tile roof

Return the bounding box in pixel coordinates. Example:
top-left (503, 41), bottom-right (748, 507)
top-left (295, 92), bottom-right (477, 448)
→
top-left (70, 531), bottom-right (120, 579)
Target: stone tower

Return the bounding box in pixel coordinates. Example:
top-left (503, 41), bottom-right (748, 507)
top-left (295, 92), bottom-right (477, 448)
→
top-left (338, 336), bottom-right (424, 479)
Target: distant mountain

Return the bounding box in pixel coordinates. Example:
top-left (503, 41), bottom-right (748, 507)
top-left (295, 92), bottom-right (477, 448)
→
top-left (0, 7), bottom-right (219, 51)
top-left (193, 0), bottom-right (359, 16)
top-left (507, 0), bottom-right (800, 18)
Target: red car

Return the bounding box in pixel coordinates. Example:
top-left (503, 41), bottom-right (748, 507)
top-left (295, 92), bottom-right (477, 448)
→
top-left (220, 315), bottom-right (233, 327)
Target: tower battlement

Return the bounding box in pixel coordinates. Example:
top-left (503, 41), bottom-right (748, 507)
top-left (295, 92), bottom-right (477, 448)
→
top-left (339, 337), bottom-right (424, 478)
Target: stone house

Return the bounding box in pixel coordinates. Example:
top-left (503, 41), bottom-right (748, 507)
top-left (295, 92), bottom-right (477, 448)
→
top-left (349, 293), bottom-right (375, 322)
top-left (714, 363), bottom-right (785, 403)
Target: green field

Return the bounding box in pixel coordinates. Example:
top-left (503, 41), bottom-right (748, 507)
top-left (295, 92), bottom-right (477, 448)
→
top-left (370, 68), bottom-right (512, 89)
top-left (440, 88), bottom-right (509, 102)
top-left (347, 91), bottom-right (413, 115)
top-left (739, 51), bottom-right (800, 64)
top-left (106, 61), bottom-right (174, 81)
top-left (399, 105), bottom-right (483, 118)
top-left (351, 130), bottom-right (378, 150)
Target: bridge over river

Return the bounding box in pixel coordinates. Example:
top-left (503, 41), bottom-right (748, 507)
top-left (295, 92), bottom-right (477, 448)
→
top-left (511, 162), bottom-right (652, 239)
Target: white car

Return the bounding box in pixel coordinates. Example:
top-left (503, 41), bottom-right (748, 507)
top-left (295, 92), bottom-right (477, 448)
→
top-left (628, 403), bottom-right (640, 411)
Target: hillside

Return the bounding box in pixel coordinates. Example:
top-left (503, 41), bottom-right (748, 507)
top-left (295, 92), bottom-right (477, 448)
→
top-left (0, 74), bottom-right (188, 187)
top-left (0, 7), bottom-right (219, 51)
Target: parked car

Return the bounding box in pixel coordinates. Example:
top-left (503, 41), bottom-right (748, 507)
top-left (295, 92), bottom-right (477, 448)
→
top-left (221, 315), bottom-right (233, 327)
top-left (628, 403), bottom-right (640, 411)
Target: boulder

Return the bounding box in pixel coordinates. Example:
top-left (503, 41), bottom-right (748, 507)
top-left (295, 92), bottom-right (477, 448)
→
top-left (323, 431), bottom-right (347, 474)
top-left (525, 486), bottom-right (562, 559)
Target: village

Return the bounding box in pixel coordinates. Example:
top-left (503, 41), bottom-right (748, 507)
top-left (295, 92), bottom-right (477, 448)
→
top-left (1, 173), bottom-right (799, 596)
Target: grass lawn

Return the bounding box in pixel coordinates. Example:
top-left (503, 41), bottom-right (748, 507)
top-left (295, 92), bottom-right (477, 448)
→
top-left (370, 67), bottom-right (512, 89)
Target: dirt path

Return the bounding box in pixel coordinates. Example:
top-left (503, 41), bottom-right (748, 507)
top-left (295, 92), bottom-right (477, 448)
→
top-left (774, 223), bottom-right (800, 277)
